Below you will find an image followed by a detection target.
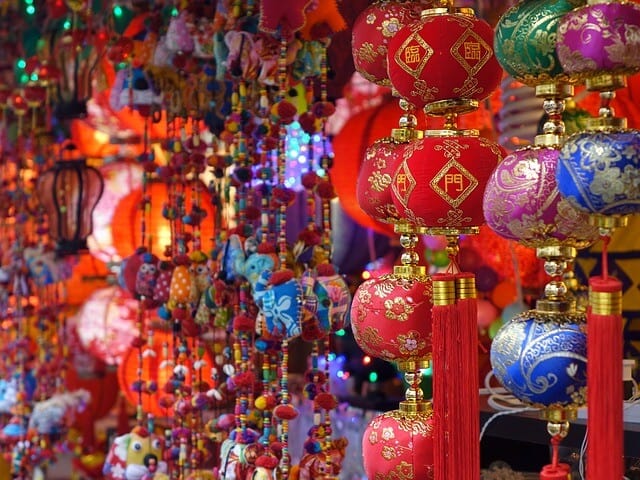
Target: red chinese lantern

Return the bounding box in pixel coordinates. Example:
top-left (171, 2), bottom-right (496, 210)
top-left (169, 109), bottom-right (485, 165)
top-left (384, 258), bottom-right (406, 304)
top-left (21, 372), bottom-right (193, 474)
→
top-left (111, 180), bottom-right (216, 259)
top-left (351, 0), bottom-right (433, 86)
top-left (117, 330), bottom-right (214, 418)
top-left (37, 143), bottom-right (105, 255)
top-left (387, 6), bottom-right (501, 113)
top-left (71, 286), bottom-right (140, 366)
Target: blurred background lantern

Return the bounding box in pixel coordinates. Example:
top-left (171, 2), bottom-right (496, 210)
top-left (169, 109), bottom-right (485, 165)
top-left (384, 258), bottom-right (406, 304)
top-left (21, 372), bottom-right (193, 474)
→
top-left (70, 286), bottom-right (140, 366)
top-left (36, 143), bottom-right (105, 255)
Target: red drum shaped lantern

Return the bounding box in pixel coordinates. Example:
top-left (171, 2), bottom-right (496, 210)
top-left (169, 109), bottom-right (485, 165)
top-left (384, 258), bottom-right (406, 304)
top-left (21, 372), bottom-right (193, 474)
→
top-left (387, 6), bottom-right (501, 113)
top-left (391, 130), bottom-right (502, 233)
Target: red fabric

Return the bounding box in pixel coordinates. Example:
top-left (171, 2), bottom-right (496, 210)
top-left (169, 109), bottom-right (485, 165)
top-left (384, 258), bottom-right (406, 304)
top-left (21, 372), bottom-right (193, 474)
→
top-left (387, 13), bottom-right (501, 109)
top-left (391, 135), bottom-right (501, 230)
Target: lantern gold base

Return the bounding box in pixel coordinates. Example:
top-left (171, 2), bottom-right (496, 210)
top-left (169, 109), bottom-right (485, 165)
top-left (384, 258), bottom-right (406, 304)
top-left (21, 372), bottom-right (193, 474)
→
top-left (534, 133), bottom-right (563, 148)
top-left (399, 400), bottom-right (433, 415)
top-left (424, 226), bottom-right (479, 236)
top-left (424, 128), bottom-right (479, 138)
top-left (393, 265), bottom-right (427, 277)
top-left (424, 98), bottom-right (479, 117)
top-left (542, 406), bottom-right (577, 424)
top-left (587, 115), bottom-right (627, 131)
top-left (536, 245), bottom-right (577, 262)
top-left (396, 359), bottom-right (431, 372)
top-left (535, 83), bottom-right (574, 99)
top-left (588, 214), bottom-right (629, 230)
top-left (391, 127), bottom-right (424, 143)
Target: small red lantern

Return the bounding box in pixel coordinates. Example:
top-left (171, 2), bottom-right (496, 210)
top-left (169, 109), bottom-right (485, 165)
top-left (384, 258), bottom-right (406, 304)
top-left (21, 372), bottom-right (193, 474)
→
top-left (391, 131), bottom-right (502, 233)
top-left (352, 0), bottom-right (433, 86)
top-left (387, 7), bottom-right (501, 113)
top-left (363, 406), bottom-right (434, 480)
top-left (37, 143), bottom-right (104, 255)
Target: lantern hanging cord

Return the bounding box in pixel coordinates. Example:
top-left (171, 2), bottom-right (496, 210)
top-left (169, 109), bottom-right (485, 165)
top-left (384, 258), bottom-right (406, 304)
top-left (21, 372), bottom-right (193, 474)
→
top-left (445, 234), bottom-right (461, 273)
top-left (601, 234), bottom-right (611, 281)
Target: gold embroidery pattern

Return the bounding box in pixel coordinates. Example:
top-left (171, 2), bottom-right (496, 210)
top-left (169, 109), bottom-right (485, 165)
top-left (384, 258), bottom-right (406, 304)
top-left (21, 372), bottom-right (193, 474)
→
top-left (380, 17), bottom-right (404, 38)
top-left (392, 331), bottom-right (428, 356)
top-left (393, 33), bottom-right (434, 79)
top-left (392, 160), bottom-right (417, 208)
top-left (369, 171), bottom-right (393, 193)
top-left (437, 208), bottom-right (472, 226)
top-left (411, 79), bottom-right (438, 104)
top-left (451, 28), bottom-right (492, 76)
top-left (365, 11), bottom-right (377, 25)
top-left (430, 140), bottom-right (477, 208)
top-left (353, 325), bottom-right (384, 348)
top-left (356, 42), bottom-right (379, 64)
top-left (383, 297), bottom-right (414, 322)
top-left (378, 409), bottom-right (434, 435)
top-left (373, 461), bottom-right (414, 480)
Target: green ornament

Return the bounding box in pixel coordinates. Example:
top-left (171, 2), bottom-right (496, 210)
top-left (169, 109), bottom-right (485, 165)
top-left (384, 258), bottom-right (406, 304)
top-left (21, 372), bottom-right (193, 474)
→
top-left (494, 0), bottom-right (586, 86)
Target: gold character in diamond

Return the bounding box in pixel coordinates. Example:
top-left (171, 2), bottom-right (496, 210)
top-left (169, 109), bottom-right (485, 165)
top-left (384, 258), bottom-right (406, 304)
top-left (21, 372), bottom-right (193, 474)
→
top-left (404, 45), bottom-right (421, 65)
top-left (445, 173), bottom-right (464, 193)
top-left (396, 173), bottom-right (408, 194)
top-left (463, 41), bottom-right (481, 61)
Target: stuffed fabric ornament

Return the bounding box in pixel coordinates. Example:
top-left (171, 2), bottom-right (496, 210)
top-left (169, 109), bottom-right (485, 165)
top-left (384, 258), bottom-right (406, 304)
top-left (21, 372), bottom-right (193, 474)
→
top-left (225, 31), bottom-right (260, 79)
top-left (103, 426), bottom-right (169, 480)
top-left (152, 261), bottom-right (174, 306)
top-left (300, 271), bottom-right (326, 341)
top-left (109, 68), bottom-right (162, 111)
top-left (28, 389), bottom-right (90, 436)
top-left (169, 257), bottom-right (196, 307)
top-left (135, 252), bottom-right (159, 300)
top-left (254, 269), bottom-right (303, 339)
top-left (165, 11), bottom-right (195, 54)
top-left (298, 0), bottom-right (347, 41)
top-left (315, 265), bottom-right (351, 331)
top-left (189, 251), bottom-right (211, 299)
top-left (258, 0), bottom-right (315, 37)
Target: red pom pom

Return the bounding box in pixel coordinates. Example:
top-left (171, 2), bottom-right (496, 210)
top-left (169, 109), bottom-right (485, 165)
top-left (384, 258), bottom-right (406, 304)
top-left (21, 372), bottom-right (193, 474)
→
top-left (233, 371), bottom-right (255, 389)
top-left (315, 180), bottom-right (336, 199)
top-left (262, 136), bottom-right (278, 151)
top-left (257, 242), bottom-right (276, 254)
top-left (130, 336), bottom-right (146, 348)
top-left (312, 101), bottom-right (336, 118)
top-left (271, 185), bottom-right (296, 206)
top-left (301, 171), bottom-right (319, 189)
top-left (276, 100), bottom-right (298, 123)
top-left (273, 404), bottom-right (299, 420)
top-left (233, 314), bottom-right (255, 332)
top-left (314, 392), bottom-right (338, 410)
top-left (244, 205), bottom-right (261, 221)
top-left (298, 229), bottom-right (321, 246)
top-left (298, 111), bottom-right (318, 134)
top-left (256, 455), bottom-right (279, 469)
top-left (316, 263), bottom-right (336, 276)
top-left (270, 269), bottom-right (294, 285)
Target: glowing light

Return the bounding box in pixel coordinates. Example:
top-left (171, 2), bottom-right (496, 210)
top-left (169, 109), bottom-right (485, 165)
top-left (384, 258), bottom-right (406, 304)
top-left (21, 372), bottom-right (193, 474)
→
top-left (335, 328), bottom-right (345, 337)
top-left (328, 353), bottom-right (336, 361)
top-left (113, 4), bottom-right (123, 16)
top-left (17, 59), bottom-right (26, 69)
top-left (30, 73), bottom-right (38, 82)
top-left (26, 4), bottom-right (35, 14)
top-left (361, 270), bottom-right (371, 280)
top-left (363, 355), bottom-right (372, 366)
top-left (368, 371), bottom-right (378, 383)
top-left (63, 19), bottom-right (72, 30)
top-left (422, 365), bottom-right (433, 376)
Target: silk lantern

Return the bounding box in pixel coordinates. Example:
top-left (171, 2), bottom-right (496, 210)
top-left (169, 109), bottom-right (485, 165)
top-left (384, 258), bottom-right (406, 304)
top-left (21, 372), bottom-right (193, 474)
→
top-left (387, 5), bottom-right (501, 113)
top-left (351, 0), bottom-right (433, 87)
top-left (37, 143), bottom-right (104, 255)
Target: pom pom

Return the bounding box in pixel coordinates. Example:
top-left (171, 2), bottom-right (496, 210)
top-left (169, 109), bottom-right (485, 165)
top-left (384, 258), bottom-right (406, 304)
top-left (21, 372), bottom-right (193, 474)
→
top-left (257, 242), bottom-right (277, 254)
top-left (304, 439), bottom-right (323, 454)
top-left (256, 455), bottom-right (279, 469)
top-left (314, 392), bottom-right (338, 410)
top-left (298, 229), bottom-right (321, 246)
top-left (276, 100), bottom-right (298, 123)
top-left (315, 180), bottom-right (335, 199)
top-left (301, 171), bottom-right (319, 189)
top-left (316, 263), bottom-right (336, 276)
top-left (312, 101), bottom-right (335, 118)
top-left (273, 403), bottom-right (299, 420)
top-left (244, 205), bottom-right (261, 221)
top-left (131, 336), bottom-right (146, 348)
top-left (298, 111), bottom-right (318, 135)
top-left (232, 371), bottom-right (256, 389)
top-left (269, 269), bottom-right (294, 285)
top-left (271, 185), bottom-right (296, 206)
top-left (233, 314), bottom-right (255, 332)
top-left (254, 394), bottom-right (277, 411)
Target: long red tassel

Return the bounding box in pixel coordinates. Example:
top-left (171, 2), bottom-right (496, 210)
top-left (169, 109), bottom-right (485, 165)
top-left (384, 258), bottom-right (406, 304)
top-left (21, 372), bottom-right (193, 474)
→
top-left (432, 273), bottom-right (456, 480)
top-left (432, 272), bottom-right (479, 480)
top-left (539, 436), bottom-right (571, 480)
top-left (587, 272), bottom-right (623, 480)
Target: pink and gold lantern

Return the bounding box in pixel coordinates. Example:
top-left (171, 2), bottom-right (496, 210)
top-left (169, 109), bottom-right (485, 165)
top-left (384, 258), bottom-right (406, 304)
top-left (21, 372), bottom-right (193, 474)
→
top-left (352, 0), bottom-right (433, 87)
top-left (386, 6), bottom-right (501, 113)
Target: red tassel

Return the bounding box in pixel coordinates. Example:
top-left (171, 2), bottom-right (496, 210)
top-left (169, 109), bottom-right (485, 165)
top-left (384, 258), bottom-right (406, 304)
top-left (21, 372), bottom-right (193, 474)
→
top-left (539, 435), bottom-right (570, 480)
top-left (587, 275), bottom-right (623, 480)
top-left (432, 273), bottom-right (479, 480)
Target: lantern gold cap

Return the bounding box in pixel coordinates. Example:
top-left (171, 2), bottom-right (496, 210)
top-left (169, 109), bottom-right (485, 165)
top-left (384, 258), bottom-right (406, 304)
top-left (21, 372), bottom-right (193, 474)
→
top-left (391, 128), bottom-right (424, 143)
top-left (535, 298), bottom-right (576, 313)
top-left (535, 83), bottom-right (574, 99)
top-left (421, 6), bottom-right (474, 18)
top-left (399, 400), bottom-right (433, 415)
top-left (586, 116), bottom-right (628, 131)
top-left (542, 406), bottom-right (577, 423)
top-left (396, 359), bottom-right (431, 372)
top-left (393, 265), bottom-right (427, 277)
top-left (424, 128), bottom-right (479, 138)
top-left (534, 133), bottom-right (563, 148)
top-left (424, 98), bottom-right (479, 117)
top-left (586, 74), bottom-right (626, 92)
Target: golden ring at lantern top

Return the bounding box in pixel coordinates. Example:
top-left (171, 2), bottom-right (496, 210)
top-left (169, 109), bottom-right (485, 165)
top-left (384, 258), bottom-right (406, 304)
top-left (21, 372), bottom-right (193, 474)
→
top-left (424, 98), bottom-right (479, 117)
top-left (421, 7), bottom-right (475, 19)
top-left (534, 133), bottom-right (564, 148)
top-left (535, 299), bottom-right (577, 314)
top-left (536, 245), bottom-right (577, 261)
top-left (424, 128), bottom-right (480, 138)
top-left (534, 83), bottom-right (574, 99)
top-left (397, 359), bottom-right (432, 373)
top-left (588, 214), bottom-right (630, 230)
top-left (393, 223), bottom-right (429, 235)
top-left (585, 116), bottom-right (628, 131)
top-left (391, 128), bottom-right (424, 143)
top-left (399, 400), bottom-right (433, 415)
top-left (542, 405), bottom-right (577, 424)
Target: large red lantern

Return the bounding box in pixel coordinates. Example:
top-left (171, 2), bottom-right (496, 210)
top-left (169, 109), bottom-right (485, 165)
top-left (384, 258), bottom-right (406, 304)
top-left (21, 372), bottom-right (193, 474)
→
top-left (391, 131), bottom-right (502, 232)
top-left (386, 7), bottom-right (501, 112)
top-left (37, 143), bottom-right (105, 255)
top-left (352, 0), bottom-right (433, 87)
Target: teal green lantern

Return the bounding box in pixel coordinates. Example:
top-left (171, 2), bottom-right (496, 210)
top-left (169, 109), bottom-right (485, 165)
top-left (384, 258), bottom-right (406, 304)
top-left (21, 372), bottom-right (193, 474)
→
top-left (494, 0), bottom-right (585, 86)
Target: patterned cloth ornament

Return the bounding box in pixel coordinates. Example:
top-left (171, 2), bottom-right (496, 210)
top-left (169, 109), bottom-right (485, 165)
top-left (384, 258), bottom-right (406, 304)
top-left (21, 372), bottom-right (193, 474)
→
top-left (351, 0), bottom-right (432, 87)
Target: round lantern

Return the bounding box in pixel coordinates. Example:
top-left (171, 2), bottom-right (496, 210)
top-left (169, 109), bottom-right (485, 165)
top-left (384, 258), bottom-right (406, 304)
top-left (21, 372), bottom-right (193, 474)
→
top-left (117, 330), bottom-right (215, 418)
top-left (490, 308), bottom-right (587, 409)
top-left (557, 128), bottom-right (640, 218)
top-left (556, 1), bottom-right (640, 88)
top-left (390, 130), bottom-right (502, 233)
top-left (351, 0), bottom-right (432, 87)
top-left (350, 271), bottom-right (432, 371)
top-left (363, 406), bottom-right (434, 480)
top-left (71, 286), bottom-right (140, 366)
top-left (387, 7), bottom-right (501, 112)
top-left (483, 146), bottom-right (599, 249)
top-left (494, 0), bottom-right (580, 86)
top-left (356, 101), bottom-right (422, 225)
top-left (111, 180), bottom-right (216, 259)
